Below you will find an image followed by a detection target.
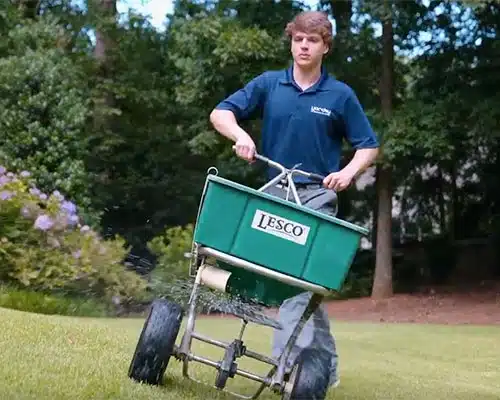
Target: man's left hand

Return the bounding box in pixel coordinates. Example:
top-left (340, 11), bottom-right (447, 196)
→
top-left (323, 170), bottom-right (355, 192)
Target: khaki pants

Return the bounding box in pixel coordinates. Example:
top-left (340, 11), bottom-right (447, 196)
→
top-left (263, 183), bottom-right (339, 388)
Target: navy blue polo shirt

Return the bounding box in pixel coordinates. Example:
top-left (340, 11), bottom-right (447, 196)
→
top-left (215, 66), bottom-right (379, 182)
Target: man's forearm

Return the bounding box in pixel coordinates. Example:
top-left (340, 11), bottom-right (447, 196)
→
top-left (342, 148), bottom-right (380, 178)
top-left (209, 109), bottom-right (251, 143)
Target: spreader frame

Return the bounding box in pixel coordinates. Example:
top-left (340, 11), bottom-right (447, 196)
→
top-left (129, 153), bottom-right (368, 399)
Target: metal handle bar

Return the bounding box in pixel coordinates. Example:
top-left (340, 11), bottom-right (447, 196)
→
top-left (252, 152), bottom-right (326, 183)
top-left (231, 145), bottom-right (325, 182)
top-left (231, 147), bottom-right (332, 205)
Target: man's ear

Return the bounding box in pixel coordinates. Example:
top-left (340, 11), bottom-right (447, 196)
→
top-left (325, 40), bottom-right (334, 54)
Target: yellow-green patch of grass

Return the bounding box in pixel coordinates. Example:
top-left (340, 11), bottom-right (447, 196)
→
top-left (0, 307), bottom-right (499, 399)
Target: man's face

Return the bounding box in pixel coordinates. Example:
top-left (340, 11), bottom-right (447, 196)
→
top-left (290, 31), bottom-right (328, 69)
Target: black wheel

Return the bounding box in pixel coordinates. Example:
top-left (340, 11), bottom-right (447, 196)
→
top-left (128, 298), bottom-right (184, 385)
top-left (282, 349), bottom-right (332, 400)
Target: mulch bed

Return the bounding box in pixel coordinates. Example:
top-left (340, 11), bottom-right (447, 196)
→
top-left (208, 283), bottom-right (500, 326)
top-left (322, 288), bottom-right (500, 325)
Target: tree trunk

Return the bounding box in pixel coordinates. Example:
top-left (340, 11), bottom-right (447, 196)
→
top-left (328, 0), bottom-right (352, 36)
top-left (325, 0), bottom-right (352, 66)
top-left (90, 0), bottom-right (117, 130)
top-left (371, 178), bottom-right (378, 248)
top-left (437, 167), bottom-right (446, 235)
top-left (86, 0), bottom-right (118, 198)
top-left (449, 160), bottom-right (458, 241)
top-left (371, 0), bottom-right (394, 299)
top-left (91, 0), bottom-right (117, 70)
top-left (372, 166), bottom-right (393, 297)
top-left (399, 184), bottom-right (407, 243)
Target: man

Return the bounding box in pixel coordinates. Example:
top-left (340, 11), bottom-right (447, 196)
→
top-left (209, 10), bottom-right (379, 398)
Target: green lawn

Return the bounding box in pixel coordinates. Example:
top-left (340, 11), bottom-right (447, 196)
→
top-left (1, 306), bottom-right (499, 400)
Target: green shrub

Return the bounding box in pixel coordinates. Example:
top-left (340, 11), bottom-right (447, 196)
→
top-left (0, 16), bottom-right (95, 218)
top-left (0, 284), bottom-right (109, 317)
top-left (0, 165), bottom-right (147, 306)
top-left (147, 224), bottom-right (194, 295)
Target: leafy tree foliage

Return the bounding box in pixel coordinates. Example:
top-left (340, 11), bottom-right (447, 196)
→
top-left (0, 0), bottom-right (499, 301)
top-left (0, 16), bottom-right (94, 213)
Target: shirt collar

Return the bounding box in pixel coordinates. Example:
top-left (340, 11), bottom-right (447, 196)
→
top-left (279, 64), bottom-right (334, 92)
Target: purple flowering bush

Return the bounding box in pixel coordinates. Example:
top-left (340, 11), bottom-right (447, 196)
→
top-left (0, 166), bottom-right (147, 303)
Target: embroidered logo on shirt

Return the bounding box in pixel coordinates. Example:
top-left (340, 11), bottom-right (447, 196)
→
top-left (310, 106), bottom-right (331, 117)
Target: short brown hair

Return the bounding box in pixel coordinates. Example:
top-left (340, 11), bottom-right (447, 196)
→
top-left (285, 11), bottom-right (333, 48)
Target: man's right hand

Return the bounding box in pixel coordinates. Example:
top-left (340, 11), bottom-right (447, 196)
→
top-left (233, 136), bottom-right (256, 163)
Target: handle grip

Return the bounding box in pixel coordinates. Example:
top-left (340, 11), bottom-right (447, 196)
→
top-left (308, 173), bottom-right (326, 182)
top-left (232, 145), bottom-right (280, 168)
top-left (231, 145), bottom-right (260, 161)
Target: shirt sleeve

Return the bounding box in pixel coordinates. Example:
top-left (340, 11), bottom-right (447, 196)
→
top-left (343, 89), bottom-right (380, 149)
top-left (215, 73), bottom-right (268, 121)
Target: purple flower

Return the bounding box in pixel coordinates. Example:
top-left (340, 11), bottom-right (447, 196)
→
top-left (61, 200), bottom-right (77, 215)
top-left (0, 176), bottom-right (9, 186)
top-left (80, 225), bottom-right (90, 233)
top-left (29, 188), bottom-right (40, 196)
top-left (72, 250), bottom-right (81, 259)
top-left (68, 214), bottom-right (79, 225)
top-left (39, 193), bottom-right (47, 201)
top-left (34, 214), bottom-right (53, 231)
top-left (20, 171), bottom-right (30, 178)
top-left (0, 191), bottom-right (13, 200)
top-left (52, 190), bottom-right (64, 201)
top-left (20, 207), bottom-right (31, 218)
top-left (0, 166), bottom-right (5, 175)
